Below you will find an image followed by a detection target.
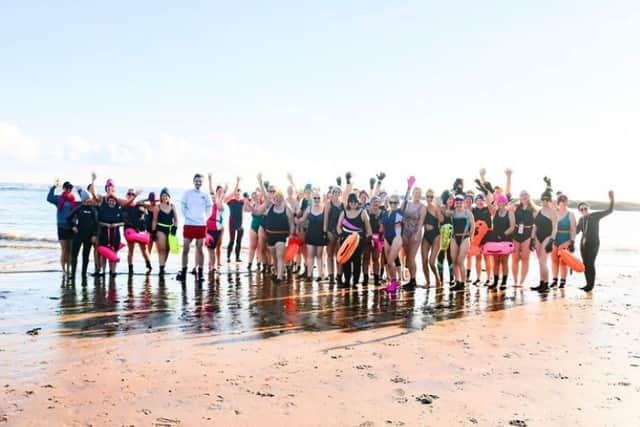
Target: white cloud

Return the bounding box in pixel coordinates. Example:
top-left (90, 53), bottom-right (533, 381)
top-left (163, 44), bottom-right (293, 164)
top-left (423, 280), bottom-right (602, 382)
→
top-left (0, 123), bottom-right (39, 161)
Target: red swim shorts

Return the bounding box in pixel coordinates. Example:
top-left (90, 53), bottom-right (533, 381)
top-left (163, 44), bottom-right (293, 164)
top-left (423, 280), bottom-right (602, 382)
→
top-left (183, 225), bottom-right (206, 240)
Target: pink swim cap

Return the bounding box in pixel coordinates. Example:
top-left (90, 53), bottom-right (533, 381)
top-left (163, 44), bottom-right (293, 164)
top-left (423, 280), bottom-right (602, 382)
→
top-left (495, 194), bottom-right (509, 204)
top-left (105, 179), bottom-right (114, 191)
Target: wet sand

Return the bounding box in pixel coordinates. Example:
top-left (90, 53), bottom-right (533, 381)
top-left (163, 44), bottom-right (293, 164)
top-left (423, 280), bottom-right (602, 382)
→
top-left (1, 262), bottom-right (639, 426)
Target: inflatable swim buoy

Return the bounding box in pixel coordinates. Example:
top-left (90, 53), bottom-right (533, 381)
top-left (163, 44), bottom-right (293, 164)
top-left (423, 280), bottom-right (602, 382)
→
top-left (125, 228), bottom-right (151, 245)
top-left (371, 233), bottom-right (384, 253)
top-left (482, 241), bottom-right (514, 256)
top-left (285, 236), bottom-right (303, 263)
top-left (468, 245), bottom-right (481, 256)
top-left (97, 243), bottom-right (125, 262)
top-left (471, 220), bottom-right (489, 250)
top-left (558, 248), bottom-right (585, 272)
top-left (440, 224), bottom-right (453, 251)
top-left (168, 233), bottom-right (180, 254)
top-left (337, 233), bottom-right (360, 264)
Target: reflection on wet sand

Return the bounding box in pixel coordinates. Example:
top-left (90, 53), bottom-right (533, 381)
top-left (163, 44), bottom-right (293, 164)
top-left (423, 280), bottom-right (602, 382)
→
top-left (49, 268), bottom-right (558, 340)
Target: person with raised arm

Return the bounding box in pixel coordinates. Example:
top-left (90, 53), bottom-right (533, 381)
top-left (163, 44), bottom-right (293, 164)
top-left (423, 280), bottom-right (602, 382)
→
top-left (224, 177), bottom-right (245, 264)
top-left (254, 173), bottom-right (294, 284)
top-left (47, 178), bottom-right (77, 274)
top-left (89, 174), bottom-right (141, 277)
top-left (151, 188), bottom-right (179, 276)
top-left (576, 190), bottom-right (615, 292)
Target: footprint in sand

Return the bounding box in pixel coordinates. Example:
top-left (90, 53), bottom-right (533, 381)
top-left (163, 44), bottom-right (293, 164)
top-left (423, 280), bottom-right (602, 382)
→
top-left (415, 394), bottom-right (439, 405)
top-left (392, 388), bottom-right (408, 404)
top-left (390, 375), bottom-right (409, 384)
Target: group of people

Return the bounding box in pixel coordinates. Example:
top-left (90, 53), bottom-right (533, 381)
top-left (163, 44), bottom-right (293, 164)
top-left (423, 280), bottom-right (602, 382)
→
top-left (48, 169), bottom-right (614, 293)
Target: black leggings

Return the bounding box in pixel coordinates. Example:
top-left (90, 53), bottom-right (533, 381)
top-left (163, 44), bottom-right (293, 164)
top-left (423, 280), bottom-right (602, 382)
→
top-left (72, 233), bottom-right (93, 274)
top-left (227, 227), bottom-right (244, 260)
top-left (437, 248), bottom-right (454, 282)
top-left (581, 240), bottom-right (599, 287)
top-left (343, 241), bottom-right (363, 286)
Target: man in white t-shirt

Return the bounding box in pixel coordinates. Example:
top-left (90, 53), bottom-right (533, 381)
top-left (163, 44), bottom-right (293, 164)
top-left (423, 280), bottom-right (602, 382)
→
top-left (177, 173), bottom-right (212, 281)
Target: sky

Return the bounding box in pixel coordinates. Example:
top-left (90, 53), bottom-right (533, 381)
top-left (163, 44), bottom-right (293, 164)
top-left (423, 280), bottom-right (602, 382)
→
top-left (1, 0), bottom-right (639, 201)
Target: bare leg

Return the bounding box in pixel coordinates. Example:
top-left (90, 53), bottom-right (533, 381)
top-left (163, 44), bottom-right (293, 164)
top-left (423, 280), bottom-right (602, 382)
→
top-left (520, 239), bottom-right (531, 285)
top-left (421, 239), bottom-right (431, 285)
top-left (181, 237), bottom-right (193, 269)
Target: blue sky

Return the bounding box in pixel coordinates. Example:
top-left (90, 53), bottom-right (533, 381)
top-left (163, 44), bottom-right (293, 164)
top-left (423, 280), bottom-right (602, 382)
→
top-left (1, 1), bottom-right (638, 200)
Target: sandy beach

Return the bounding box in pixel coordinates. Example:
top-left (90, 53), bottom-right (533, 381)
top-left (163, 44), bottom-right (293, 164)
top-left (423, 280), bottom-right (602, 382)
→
top-left (1, 262), bottom-right (639, 427)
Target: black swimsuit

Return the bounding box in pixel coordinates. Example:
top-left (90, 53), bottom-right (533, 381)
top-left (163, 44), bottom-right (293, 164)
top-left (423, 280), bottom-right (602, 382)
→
top-left (472, 206), bottom-right (492, 245)
top-left (305, 210), bottom-right (325, 246)
top-left (513, 206), bottom-right (534, 243)
top-left (535, 212), bottom-right (553, 242)
top-left (490, 211), bottom-right (510, 242)
top-left (156, 207), bottom-right (175, 234)
top-left (423, 209), bottom-right (440, 244)
top-left (264, 206), bottom-right (289, 246)
top-left (98, 199), bottom-right (123, 249)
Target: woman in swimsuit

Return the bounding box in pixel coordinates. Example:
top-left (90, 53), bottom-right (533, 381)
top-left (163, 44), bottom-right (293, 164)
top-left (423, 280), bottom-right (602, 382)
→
top-left (89, 176), bottom-right (140, 277)
top-left (123, 187), bottom-right (153, 275)
top-left (245, 190), bottom-right (264, 272)
top-left (323, 186), bottom-right (344, 285)
top-left (297, 190), bottom-right (326, 281)
top-left (256, 174), bottom-right (295, 283)
top-left (336, 193), bottom-right (372, 289)
top-left (205, 182), bottom-right (226, 274)
top-left (487, 194), bottom-right (515, 290)
top-left (437, 192), bottom-right (456, 286)
top-left (550, 194), bottom-right (576, 289)
top-left (469, 193), bottom-right (494, 286)
top-left (530, 190), bottom-right (558, 293)
top-left (421, 189), bottom-right (444, 287)
top-left (511, 190), bottom-right (537, 286)
top-left (380, 194), bottom-right (404, 292)
top-left (151, 188), bottom-right (179, 276)
top-left (449, 194), bottom-right (475, 291)
top-left (401, 187), bottom-right (426, 290)
top-left (364, 195), bottom-right (385, 286)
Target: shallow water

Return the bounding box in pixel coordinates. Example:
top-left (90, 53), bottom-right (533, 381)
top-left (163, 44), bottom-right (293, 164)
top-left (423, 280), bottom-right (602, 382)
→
top-left (0, 268), bottom-right (595, 343)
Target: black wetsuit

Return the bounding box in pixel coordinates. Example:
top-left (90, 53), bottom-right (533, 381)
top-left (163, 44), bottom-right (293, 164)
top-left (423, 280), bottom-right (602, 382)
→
top-left (577, 201), bottom-right (613, 288)
top-left (423, 209), bottom-right (440, 245)
top-left (341, 210), bottom-right (365, 287)
top-left (227, 199), bottom-right (244, 261)
top-left (437, 210), bottom-right (454, 282)
top-left (67, 204), bottom-right (98, 275)
top-left (513, 206), bottom-right (534, 243)
top-left (472, 206), bottom-right (492, 245)
top-left (98, 199), bottom-right (123, 249)
top-left (305, 210), bottom-right (326, 246)
top-left (264, 206), bottom-right (289, 246)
